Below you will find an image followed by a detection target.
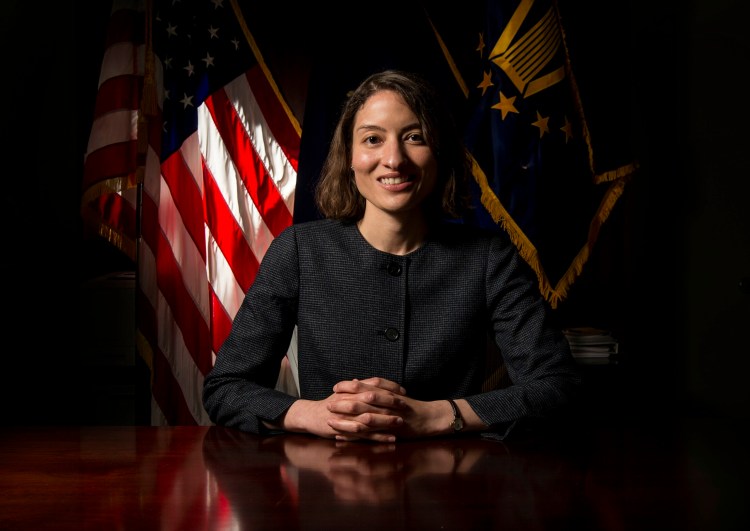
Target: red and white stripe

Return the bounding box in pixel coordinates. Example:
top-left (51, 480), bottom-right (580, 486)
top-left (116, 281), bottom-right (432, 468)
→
top-left (140, 65), bottom-right (298, 424)
top-left (83, 0), bottom-right (299, 425)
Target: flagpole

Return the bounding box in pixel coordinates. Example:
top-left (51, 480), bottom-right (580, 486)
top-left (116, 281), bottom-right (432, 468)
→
top-left (133, 0), bottom-right (156, 425)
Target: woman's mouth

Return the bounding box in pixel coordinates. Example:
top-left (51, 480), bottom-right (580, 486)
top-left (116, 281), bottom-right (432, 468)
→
top-left (379, 175), bottom-right (412, 185)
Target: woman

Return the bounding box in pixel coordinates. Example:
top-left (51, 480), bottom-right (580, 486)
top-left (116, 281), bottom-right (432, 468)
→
top-left (203, 70), bottom-right (580, 442)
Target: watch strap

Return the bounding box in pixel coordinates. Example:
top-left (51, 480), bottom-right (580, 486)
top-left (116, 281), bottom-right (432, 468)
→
top-left (447, 399), bottom-right (464, 431)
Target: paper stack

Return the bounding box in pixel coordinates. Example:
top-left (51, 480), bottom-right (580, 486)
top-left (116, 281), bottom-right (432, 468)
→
top-left (563, 327), bottom-right (618, 364)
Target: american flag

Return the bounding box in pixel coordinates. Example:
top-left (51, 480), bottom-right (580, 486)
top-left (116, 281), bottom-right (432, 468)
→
top-left (82, 0), bottom-right (299, 424)
top-left (81, 1), bottom-right (143, 260)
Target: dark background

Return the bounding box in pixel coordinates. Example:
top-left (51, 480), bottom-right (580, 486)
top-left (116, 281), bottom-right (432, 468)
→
top-left (2, 1), bottom-right (748, 425)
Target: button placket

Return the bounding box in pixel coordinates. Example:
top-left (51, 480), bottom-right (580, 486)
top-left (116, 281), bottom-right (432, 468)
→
top-left (379, 259), bottom-right (404, 344)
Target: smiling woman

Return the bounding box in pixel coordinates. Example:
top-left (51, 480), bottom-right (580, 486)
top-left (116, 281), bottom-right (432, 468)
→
top-left (315, 71), bottom-right (468, 228)
top-left (350, 90), bottom-right (439, 254)
top-left (352, 90), bottom-right (437, 255)
top-left (202, 70), bottom-right (581, 442)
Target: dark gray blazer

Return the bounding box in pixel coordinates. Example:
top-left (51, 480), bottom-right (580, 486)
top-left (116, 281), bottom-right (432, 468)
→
top-left (203, 219), bottom-right (580, 434)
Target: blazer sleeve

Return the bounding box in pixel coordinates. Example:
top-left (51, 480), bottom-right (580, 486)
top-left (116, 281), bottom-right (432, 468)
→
top-left (202, 226), bottom-right (300, 433)
top-left (464, 233), bottom-right (581, 430)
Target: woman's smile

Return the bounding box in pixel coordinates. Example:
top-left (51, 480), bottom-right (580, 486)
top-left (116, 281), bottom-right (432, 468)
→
top-left (378, 172), bottom-right (413, 187)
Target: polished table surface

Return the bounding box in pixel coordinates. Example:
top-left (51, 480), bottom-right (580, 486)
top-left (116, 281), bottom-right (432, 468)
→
top-left (1, 417), bottom-right (747, 530)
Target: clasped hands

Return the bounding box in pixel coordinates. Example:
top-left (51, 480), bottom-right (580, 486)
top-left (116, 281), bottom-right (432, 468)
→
top-left (280, 376), bottom-right (455, 442)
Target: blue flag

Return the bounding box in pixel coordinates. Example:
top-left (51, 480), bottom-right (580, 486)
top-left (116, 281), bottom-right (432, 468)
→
top-left (427, 0), bottom-right (636, 307)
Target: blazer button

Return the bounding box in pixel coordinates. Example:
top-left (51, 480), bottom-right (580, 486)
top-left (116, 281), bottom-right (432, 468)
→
top-left (387, 262), bottom-right (402, 276)
top-left (384, 327), bottom-right (400, 341)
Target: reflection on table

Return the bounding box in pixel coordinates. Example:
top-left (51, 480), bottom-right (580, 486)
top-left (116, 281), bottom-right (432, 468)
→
top-left (0, 417), bottom-right (747, 530)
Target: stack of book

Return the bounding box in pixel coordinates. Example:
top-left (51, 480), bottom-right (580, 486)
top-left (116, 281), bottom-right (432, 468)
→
top-left (563, 327), bottom-right (619, 364)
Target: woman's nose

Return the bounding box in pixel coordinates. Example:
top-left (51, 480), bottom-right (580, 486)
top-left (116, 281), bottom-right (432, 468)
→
top-left (383, 141), bottom-right (407, 169)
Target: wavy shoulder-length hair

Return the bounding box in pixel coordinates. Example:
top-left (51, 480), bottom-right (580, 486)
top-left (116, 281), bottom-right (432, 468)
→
top-left (314, 69), bottom-right (471, 222)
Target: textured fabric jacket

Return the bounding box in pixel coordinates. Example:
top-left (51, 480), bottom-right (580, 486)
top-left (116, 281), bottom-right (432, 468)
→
top-left (203, 219), bottom-right (580, 434)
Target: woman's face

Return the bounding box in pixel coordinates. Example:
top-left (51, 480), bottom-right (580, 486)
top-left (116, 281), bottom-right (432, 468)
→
top-left (350, 90), bottom-right (437, 221)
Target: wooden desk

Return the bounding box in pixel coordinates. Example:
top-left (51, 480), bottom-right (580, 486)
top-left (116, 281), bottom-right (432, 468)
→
top-left (0, 418), bottom-right (747, 530)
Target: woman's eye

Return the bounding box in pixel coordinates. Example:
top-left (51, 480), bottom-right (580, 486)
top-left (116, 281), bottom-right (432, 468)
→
top-left (364, 135), bottom-right (381, 145)
top-left (406, 132), bottom-right (425, 143)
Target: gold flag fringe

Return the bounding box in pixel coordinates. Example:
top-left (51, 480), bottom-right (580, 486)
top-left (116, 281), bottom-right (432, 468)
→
top-left (471, 154), bottom-right (555, 302)
top-left (81, 176), bottom-right (139, 261)
top-left (84, 216), bottom-right (137, 262)
top-left (135, 329), bottom-right (155, 388)
top-left (594, 162), bottom-right (639, 184)
top-left (473, 154), bottom-right (636, 309)
top-left (547, 175), bottom-right (631, 307)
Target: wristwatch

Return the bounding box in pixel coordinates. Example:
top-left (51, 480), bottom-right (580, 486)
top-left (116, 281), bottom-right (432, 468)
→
top-left (447, 399), bottom-right (464, 432)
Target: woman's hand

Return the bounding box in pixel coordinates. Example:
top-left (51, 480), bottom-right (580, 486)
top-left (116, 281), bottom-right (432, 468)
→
top-left (278, 377), bottom-right (485, 441)
top-left (278, 378), bottom-right (406, 442)
top-left (328, 377), bottom-right (458, 441)
top-left (325, 377), bottom-right (407, 441)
